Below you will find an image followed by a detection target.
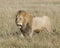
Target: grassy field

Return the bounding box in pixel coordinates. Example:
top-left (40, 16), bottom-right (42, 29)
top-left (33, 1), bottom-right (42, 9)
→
top-left (0, 0), bottom-right (60, 48)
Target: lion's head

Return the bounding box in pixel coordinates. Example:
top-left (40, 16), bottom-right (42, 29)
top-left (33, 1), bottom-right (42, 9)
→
top-left (15, 10), bottom-right (33, 32)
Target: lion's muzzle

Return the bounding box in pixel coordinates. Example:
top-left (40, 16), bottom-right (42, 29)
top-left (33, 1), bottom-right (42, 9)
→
top-left (17, 24), bottom-right (23, 28)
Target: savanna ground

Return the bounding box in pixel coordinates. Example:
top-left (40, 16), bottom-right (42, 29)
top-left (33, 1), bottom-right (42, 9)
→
top-left (0, 0), bottom-right (60, 48)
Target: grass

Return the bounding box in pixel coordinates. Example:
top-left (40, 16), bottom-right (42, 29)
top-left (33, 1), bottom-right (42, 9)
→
top-left (0, 0), bottom-right (60, 48)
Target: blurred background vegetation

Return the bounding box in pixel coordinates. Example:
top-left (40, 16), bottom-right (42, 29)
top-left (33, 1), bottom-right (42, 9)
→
top-left (0, 0), bottom-right (60, 48)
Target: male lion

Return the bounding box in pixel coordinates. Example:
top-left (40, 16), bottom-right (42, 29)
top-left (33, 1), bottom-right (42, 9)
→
top-left (15, 10), bottom-right (33, 37)
top-left (15, 10), bottom-right (52, 37)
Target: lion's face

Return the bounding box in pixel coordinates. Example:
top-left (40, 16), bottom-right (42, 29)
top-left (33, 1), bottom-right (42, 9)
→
top-left (16, 15), bottom-right (24, 29)
top-left (16, 10), bottom-right (32, 31)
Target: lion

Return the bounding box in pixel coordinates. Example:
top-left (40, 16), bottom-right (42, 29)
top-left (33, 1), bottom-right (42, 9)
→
top-left (15, 10), bottom-right (52, 37)
top-left (15, 10), bottom-right (33, 37)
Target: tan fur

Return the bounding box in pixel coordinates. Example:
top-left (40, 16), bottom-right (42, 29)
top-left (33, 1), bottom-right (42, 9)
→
top-left (15, 10), bottom-right (52, 37)
top-left (32, 16), bottom-right (52, 33)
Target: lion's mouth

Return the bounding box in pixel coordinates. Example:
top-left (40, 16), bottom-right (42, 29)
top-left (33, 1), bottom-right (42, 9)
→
top-left (17, 24), bottom-right (23, 28)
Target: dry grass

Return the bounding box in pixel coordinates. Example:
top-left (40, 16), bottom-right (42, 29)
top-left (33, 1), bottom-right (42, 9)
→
top-left (0, 0), bottom-right (60, 48)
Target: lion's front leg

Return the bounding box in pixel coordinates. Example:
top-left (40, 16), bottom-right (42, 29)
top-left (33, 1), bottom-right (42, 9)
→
top-left (20, 28), bottom-right (26, 38)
